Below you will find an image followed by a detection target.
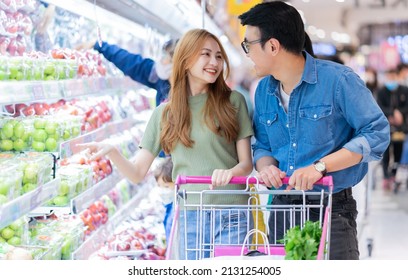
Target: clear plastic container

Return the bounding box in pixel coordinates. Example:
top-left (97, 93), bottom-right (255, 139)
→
top-left (16, 152), bottom-right (54, 194)
top-left (0, 162), bottom-right (23, 202)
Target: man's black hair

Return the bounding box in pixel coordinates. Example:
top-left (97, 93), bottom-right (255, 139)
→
top-left (238, 1), bottom-right (307, 54)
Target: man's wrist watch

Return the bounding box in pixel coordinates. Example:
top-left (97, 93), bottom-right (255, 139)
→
top-left (313, 160), bottom-right (327, 176)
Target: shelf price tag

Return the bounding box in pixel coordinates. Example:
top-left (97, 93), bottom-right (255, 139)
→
top-left (43, 81), bottom-right (62, 99)
top-left (31, 83), bottom-right (45, 100)
top-left (64, 80), bottom-right (84, 97)
top-left (59, 140), bottom-right (72, 158)
top-left (29, 187), bottom-right (42, 209)
top-left (97, 77), bottom-right (107, 90)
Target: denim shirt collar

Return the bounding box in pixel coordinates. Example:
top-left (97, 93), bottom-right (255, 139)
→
top-left (268, 51), bottom-right (317, 97)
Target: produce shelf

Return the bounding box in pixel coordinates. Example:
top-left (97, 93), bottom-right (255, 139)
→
top-left (0, 178), bottom-right (60, 229)
top-left (0, 77), bottom-right (138, 105)
top-left (59, 118), bottom-right (137, 159)
top-left (71, 179), bottom-right (153, 260)
top-left (70, 169), bottom-right (123, 214)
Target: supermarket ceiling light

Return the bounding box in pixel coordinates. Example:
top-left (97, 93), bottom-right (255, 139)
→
top-left (331, 32), bottom-right (351, 44)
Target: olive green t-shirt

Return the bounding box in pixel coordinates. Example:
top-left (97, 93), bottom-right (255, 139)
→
top-left (140, 90), bottom-right (254, 206)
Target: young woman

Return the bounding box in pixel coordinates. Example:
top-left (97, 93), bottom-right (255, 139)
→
top-left (78, 29), bottom-right (254, 260)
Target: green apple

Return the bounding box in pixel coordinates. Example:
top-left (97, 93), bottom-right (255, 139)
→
top-left (47, 133), bottom-right (60, 140)
top-left (32, 141), bottom-right (45, 152)
top-left (58, 181), bottom-right (70, 196)
top-left (0, 139), bottom-right (14, 151)
top-left (53, 195), bottom-right (69, 206)
top-left (1, 227), bottom-right (15, 240)
top-left (1, 122), bottom-right (14, 139)
top-left (61, 238), bottom-right (72, 259)
top-left (7, 236), bottom-right (21, 246)
top-left (69, 68), bottom-right (76, 79)
top-left (9, 66), bottom-right (19, 79)
top-left (44, 62), bottom-right (55, 76)
top-left (9, 218), bottom-right (24, 231)
top-left (24, 164), bottom-right (39, 181)
top-left (0, 236), bottom-right (6, 243)
top-left (15, 71), bottom-right (24, 81)
top-left (58, 68), bottom-right (66, 80)
top-left (33, 69), bottom-right (43, 80)
top-left (72, 126), bottom-right (80, 137)
top-left (34, 119), bottom-right (46, 129)
top-left (0, 182), bottom-right (11, 196)
top-left (45, 137), bottom-right (57, 151)
top-left (44, 122), bottom-right (57, 135)
top-left (25, 70), bottom-right (33, 80)
top-left (22, 183), bottom-right (37, 193)
top-left (13, 122), bottom-right (25, 138)
top-left (32, 129), bottom-right (47, 142)
top-left (62, 129), bottom-right (71, 140)
top-left (13, 138), bottom-right (26, 151)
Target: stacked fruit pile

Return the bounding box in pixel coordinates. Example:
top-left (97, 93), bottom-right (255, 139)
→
top-left (0, 115), bottom-right (82, 152)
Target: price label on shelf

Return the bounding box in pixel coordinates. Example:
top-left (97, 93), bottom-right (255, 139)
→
top-left (31, 83), bottom-right (45, 100)
top-left (43, 81), bottom-right (63, 100)
top-left (64, 80), bottom-right (84, 97)
top-left (29, 187), bottom-right (42, 209)
top-left (96, 77), bottom-right (107, 90)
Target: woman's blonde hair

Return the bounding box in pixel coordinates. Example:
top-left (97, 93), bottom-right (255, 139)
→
top-left (160, 29), bottom-right (239, 154)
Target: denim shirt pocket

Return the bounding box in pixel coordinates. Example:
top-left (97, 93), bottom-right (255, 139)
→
top-left (299, 105), bottom-right (333, 145)
top-left (259, 112), bottom-right (289, 149)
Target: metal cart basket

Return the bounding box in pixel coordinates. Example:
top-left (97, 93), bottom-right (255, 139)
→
top-left (166, 175), bottom-right (333, 260)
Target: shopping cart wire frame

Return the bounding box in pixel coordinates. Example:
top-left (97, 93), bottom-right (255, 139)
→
top-left (166, 175), bottom-right (333, 260)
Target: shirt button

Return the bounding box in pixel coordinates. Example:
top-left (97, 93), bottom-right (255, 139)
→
top-left (289, 166), bottom-right (294, 170)
top-left (267, 120), bottom-right (271, 125)
top-left (292, 143), bottom-right (296, 147)
top-left (313, 114), bottom-right (317, 119)
top-left (286, 124), bottom-right (289, 128)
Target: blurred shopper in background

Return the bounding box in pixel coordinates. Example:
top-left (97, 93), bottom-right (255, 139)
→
top-left (398, 63), bottom-right (408, 87)
top-left (78, 28), bottom-right (254, 260)
top-left (365, 67), bottom-right (379, 98)
top-left (78, 38), bottom-right (178, 107)
top-left (376, 68), bottom-right (408, 191)
top-left (239, 1), bottom-right (390, 260)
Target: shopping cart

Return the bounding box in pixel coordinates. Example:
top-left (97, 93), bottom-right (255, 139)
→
top-left (166, 175), bottom-right (333, 260)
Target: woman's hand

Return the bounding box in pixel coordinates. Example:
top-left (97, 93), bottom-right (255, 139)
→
top-left (210, 169), bottom-right (233, 189)
top-left (77, 141), bottom-right (114, 161)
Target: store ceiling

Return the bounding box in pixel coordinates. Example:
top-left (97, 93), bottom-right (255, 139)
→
top-left (85, 0), bottom-right (408, 47)
top-left (285, 0), bottom-right (408, 45)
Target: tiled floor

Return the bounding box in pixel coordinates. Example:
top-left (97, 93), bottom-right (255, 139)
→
top-left (355, 162), bottom-right (408, 260)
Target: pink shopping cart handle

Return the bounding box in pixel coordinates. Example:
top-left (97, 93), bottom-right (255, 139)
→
top-left (175, 175), bottom-right (333, 187)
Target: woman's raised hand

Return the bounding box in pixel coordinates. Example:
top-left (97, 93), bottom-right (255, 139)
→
top-left (76, 142), bottom-right (114, 161)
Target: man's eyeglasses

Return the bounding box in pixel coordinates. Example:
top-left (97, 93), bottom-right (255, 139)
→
top-left (241, 38), bottom-right (263, 54)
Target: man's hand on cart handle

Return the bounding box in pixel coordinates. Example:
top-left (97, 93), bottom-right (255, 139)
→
top-left (256, 165), bottom-right (286, 189)
top-left (285, 165), bottom-right (326, 191)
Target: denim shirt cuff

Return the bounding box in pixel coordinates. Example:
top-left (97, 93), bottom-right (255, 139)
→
top-left (343, 137), bottom-right (372, 163)
top-left (253, 149), bottom-right (274, 165)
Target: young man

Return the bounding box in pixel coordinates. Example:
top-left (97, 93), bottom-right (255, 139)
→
top-left (239, 1), bottom-right (390, 259)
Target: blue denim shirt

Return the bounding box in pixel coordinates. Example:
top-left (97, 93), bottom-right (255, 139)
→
top-left (252, 52), bottom-right (390, 192)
